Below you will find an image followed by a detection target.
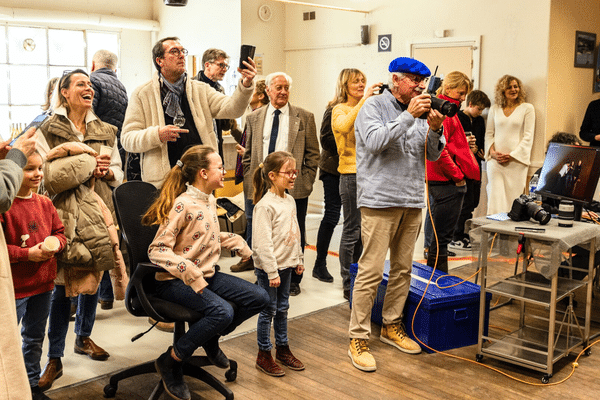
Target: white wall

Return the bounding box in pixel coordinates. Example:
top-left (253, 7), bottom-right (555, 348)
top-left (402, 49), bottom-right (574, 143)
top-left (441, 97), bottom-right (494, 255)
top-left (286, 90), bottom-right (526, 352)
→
top-left (282, 0), bottom-right (552, 169)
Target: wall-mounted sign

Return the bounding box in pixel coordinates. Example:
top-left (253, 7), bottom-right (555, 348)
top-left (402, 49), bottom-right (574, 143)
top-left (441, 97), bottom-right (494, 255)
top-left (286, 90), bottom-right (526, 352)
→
top-left (378, 35), bottom-right (391, 52)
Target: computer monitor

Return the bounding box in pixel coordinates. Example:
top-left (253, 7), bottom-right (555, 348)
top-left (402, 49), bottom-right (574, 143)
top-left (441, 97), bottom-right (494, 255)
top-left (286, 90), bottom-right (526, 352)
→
top-left (536, 143), bottom-right (600, 219)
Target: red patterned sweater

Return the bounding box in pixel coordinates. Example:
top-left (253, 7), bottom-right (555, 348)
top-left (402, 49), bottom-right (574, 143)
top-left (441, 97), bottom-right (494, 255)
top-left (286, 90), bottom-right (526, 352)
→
top-left (1, 193), bottom-right (66, 299)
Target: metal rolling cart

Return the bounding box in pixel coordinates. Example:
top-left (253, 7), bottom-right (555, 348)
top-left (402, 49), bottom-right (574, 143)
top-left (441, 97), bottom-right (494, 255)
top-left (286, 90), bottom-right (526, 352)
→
top-left (473, 218), bottom-right (600, 383)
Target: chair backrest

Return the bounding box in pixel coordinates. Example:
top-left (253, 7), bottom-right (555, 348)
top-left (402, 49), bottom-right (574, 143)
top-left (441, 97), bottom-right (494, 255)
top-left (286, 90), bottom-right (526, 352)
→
top-left (112, 181), bottom-right (159, 274)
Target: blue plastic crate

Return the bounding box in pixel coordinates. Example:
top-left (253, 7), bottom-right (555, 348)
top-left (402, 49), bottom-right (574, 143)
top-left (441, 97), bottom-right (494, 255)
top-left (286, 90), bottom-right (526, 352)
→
top-left (349, 261), bottom-right (490, 353)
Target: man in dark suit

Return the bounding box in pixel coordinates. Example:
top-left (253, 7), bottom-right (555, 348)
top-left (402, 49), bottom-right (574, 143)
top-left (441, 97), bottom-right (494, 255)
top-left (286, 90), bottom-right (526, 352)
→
top-left (238, 72), bottom-right (319, 296)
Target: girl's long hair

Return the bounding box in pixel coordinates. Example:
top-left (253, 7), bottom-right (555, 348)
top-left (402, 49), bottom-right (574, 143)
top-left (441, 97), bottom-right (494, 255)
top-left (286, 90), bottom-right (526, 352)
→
top-left (252, 151), bottom-right (295, 205)
top-left (142, 145), bottom-right (216, 225)
top-left (494, 74), bottom-right (527, 108)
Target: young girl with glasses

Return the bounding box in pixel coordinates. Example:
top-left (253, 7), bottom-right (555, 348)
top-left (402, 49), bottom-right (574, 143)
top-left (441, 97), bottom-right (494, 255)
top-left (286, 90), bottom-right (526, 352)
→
top-left (252, 151), bottom-right (305, 377)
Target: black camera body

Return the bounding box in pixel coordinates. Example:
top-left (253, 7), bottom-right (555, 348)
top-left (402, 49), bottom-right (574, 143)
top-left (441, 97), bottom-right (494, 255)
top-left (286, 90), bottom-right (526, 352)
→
top-left (419, 75), bottom-right (458, 119)
top-left (508, 194), bottom-right (551, 225)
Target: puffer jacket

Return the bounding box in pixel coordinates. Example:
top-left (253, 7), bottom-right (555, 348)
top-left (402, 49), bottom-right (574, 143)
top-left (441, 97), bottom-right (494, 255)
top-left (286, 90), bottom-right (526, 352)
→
top-left (91, 68), bottom-right (128, 164)
top-left (44, 144), bottom-right (116, 295)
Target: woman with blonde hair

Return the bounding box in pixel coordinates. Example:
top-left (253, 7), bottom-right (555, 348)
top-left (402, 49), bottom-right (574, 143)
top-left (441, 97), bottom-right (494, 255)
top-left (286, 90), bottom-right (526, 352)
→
top-left (332, 68), bottom-right (381, 299)
top-left (485, 75), bottom-right (535, 215)
top-left (425, 71), bottom-right (478, 273)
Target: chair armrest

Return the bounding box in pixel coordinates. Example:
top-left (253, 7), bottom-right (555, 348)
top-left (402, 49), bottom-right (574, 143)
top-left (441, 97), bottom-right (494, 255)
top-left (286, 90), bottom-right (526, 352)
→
top-left (127, 262), bottom-right (167, 321)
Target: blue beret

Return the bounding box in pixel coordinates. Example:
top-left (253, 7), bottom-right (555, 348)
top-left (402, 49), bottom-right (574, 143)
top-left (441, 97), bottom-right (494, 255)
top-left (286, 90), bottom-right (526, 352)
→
top-left (388, 57), bottom-right (431, 77)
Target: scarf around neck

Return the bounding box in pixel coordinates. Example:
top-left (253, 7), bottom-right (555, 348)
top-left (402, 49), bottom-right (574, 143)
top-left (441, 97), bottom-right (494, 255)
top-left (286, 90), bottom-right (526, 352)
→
top-left (160, 72), bottom-right (186, 119)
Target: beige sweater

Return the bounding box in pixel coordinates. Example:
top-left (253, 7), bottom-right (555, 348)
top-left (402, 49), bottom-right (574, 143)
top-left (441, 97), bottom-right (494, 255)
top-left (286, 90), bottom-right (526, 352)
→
top-left (148, 185), bottom-right (252, 293)
top-left (121, 72), bottom-right (254, 188)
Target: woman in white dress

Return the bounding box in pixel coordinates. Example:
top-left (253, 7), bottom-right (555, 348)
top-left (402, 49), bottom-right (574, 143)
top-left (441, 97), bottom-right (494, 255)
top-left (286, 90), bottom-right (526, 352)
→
top-left (485, 75), bottom-right (535, 215)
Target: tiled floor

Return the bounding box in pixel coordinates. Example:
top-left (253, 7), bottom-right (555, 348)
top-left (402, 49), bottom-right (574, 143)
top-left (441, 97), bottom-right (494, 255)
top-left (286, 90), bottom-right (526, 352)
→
top-left (44, 205), bottom-right (472, 391)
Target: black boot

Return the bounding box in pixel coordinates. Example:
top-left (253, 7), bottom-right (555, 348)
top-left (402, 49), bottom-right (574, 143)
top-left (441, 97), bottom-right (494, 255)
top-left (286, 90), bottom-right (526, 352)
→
top-left (203, 336), bottom-right (230, 368)
top-left (31, 386), bottom-right (50, 400)
top-left (155, 347), bottom-right (190, 400)
top-left (427, 250), bottom-right (448, 274)
top-left (312, 262), bottom-right (334, 283)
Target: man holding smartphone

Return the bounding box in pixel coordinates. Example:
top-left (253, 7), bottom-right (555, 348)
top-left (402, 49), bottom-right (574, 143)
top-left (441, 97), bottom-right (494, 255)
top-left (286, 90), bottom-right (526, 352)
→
top-left (194, 48), bottom-right (234, 158)
top-left (121, 37), bottom-right (257, 189)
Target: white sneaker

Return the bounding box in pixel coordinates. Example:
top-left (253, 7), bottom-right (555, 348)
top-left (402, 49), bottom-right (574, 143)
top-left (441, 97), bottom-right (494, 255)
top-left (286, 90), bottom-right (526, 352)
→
top-left (449, 239), bottom-right (471, 250)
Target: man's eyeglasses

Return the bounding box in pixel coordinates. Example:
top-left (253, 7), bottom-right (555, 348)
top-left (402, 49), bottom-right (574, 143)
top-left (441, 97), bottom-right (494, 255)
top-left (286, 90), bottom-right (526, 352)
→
top-left (167, 48), bottom-right (188, 57)
top-left (211, 166), bottom-right (226, 173)
top-left (405, 74), bottom-right (429, 85)
top-left (278, 169), bottom-right (298, 178)
top-left (212, 62), bottom-right (230, 71)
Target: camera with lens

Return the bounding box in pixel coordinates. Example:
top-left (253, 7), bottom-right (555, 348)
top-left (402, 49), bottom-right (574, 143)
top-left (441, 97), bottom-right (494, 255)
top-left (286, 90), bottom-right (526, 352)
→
top-left (378, 84), bottom-right (389, 94)
top-left (419, 74), bottom-right (459, 119)
top-left (508, 194), bottom-right (551, 225)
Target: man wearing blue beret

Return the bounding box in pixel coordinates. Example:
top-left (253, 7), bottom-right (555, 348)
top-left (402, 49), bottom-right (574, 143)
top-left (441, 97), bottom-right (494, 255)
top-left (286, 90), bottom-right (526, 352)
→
top-left (348, 57), bottom-right (446, 372)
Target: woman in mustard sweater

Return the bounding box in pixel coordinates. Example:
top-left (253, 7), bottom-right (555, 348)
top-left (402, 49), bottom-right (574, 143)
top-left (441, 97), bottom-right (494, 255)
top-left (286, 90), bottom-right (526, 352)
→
top-left (331, 69), bottom-right (380, 299)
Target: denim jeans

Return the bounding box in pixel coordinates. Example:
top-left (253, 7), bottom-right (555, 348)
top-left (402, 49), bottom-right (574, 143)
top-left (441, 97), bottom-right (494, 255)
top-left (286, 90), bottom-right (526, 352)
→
top-left (16, 290), bottom-right (52, 387)
top-left (423, 192), bottom-right (435, 249)
top-left (314, 172), bottom-right (342, 268)
top-left (47, 285), bottom-right (99, 358)
top-left (155, 271), bottom-right (269, 360)
top-left (427, 184), bottom-right (466, 272)
top-left (339, 174), bottom-right (362, 291)
top-left (98, 270), bottom-right (114, 302)
top-left (255, 268), bottom-right (292, 351)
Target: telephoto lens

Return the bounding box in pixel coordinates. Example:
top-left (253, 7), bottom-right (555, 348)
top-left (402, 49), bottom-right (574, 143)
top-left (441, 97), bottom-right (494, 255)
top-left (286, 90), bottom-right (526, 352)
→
top-left (558, 200), bottom-right (575, 227)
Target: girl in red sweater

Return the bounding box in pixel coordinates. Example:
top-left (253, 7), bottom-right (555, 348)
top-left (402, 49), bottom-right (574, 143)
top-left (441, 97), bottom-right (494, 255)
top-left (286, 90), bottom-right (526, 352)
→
top-left (1, 151), bottom-right (66, 400)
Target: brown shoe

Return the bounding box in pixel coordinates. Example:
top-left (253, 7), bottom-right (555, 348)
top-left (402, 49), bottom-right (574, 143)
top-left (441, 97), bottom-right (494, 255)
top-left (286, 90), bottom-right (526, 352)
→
top-left (256, 350), bottom-right (285, 377)
top-left (74, 337), bottom-right (110, 361)
top-left (39, 358), bottom-right (63, 391)
top-left (230, 257), bottom-right (253, 272)
top-left (149, 317), bottom-right (175, 333)
top-left (276, 345), bottom-right (304, 371)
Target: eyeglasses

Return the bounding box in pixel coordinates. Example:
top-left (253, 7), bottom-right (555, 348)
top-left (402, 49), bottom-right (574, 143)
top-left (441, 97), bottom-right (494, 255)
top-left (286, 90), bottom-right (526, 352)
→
top-left (167, 48), bottom-right (188, 57)
top-left (278, 169), bottom-right (298, 178)
top-left (210, 166), bottom-right (226, 173)
top-left (404, 74), bottom-right (429, 85)
top-left (212, 62), bottom-right (230, 71)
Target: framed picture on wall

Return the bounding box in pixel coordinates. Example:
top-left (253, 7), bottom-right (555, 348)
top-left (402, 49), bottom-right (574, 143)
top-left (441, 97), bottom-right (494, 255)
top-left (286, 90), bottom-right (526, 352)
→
top-left (574, 31), bottom-right (596, 68)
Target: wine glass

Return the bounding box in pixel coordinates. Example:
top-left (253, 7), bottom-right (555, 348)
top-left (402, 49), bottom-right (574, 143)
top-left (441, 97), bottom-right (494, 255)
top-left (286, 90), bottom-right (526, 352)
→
top-left (173, 115), bottom-right (185, 128)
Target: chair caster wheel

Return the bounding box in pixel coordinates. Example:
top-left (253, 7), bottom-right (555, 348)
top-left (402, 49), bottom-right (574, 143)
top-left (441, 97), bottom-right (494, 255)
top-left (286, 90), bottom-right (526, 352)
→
top-left (541, 374), bottom-right (552, 384)
top-left (585, 349), bottom-right (592, 356)
top-left (104, 383), bottom-right (117, 398)
top-left (225, 360), bottom-right (237, 382)
top-left (475, 354), bottom-right (483, 362)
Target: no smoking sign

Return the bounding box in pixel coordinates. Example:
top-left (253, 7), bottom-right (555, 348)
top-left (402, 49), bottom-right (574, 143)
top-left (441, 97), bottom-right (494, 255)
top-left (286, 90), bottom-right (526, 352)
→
top-left (378, 35), bottom-right (391, 52)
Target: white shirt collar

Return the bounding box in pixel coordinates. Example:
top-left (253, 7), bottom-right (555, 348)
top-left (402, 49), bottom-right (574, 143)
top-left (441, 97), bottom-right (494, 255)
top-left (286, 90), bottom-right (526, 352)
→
top-left (185, 183), bottom-right (211, 201)
top-left (54, 105), bottom-right (98, 134)
top-left (266, 103), bottom-right (289, 116)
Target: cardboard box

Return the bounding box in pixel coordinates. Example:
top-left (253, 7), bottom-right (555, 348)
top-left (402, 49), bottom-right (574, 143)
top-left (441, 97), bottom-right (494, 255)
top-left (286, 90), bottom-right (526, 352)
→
top-left (349, 261), bottom-right (491, 352)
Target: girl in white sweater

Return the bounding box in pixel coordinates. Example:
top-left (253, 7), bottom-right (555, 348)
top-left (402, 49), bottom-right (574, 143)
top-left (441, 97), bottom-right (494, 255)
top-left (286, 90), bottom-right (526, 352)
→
top-left (252, 151), bottom-right (305, 377)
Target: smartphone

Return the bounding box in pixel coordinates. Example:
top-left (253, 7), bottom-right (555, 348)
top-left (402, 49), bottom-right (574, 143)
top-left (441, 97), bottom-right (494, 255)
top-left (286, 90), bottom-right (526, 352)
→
top-left (239, 45), bottom-right (256, 69)
top-left (10, 113), bottom-right (49, 146)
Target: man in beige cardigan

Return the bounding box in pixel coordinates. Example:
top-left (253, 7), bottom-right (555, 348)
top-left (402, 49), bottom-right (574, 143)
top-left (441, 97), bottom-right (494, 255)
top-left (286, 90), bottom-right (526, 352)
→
top-left (121, 36), bottom-right (257, 188)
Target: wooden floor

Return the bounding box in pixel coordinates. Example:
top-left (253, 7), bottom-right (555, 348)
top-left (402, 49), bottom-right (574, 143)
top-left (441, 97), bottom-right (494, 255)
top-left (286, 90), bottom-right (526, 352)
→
top-left (48, 261), bottom-right (600, 400)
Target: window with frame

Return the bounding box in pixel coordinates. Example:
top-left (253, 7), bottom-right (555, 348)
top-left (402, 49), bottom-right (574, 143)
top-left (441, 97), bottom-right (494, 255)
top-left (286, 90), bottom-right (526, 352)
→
top-left (0, 25), bottom-right (120, 140)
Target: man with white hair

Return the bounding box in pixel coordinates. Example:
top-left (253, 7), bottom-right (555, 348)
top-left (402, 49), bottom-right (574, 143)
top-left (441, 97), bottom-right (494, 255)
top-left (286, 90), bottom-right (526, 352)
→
top-left (348, 57), bottom-right (446, 372)
top-left (239, 72), bottom-right (319, 297)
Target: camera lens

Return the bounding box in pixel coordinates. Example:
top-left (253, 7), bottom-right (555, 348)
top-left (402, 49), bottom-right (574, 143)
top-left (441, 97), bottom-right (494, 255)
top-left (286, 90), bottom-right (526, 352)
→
top-left (558, 200), bottom-right (575, 227)
top-left (430, 96), bottom-right (458, 117)
top-left (526, 202), bottom-right (551, 225)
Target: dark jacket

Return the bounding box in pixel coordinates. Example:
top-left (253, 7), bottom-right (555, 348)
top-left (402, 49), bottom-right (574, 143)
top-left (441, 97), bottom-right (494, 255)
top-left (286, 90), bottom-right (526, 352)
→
top-left (580, 99), bottom-right (600, 147)
top-left (318, 107), bottom-right (340, 177)
top-left (194, 70), bottom-right (233, 158)
top-left (90, 68), bottom-right (128, 165)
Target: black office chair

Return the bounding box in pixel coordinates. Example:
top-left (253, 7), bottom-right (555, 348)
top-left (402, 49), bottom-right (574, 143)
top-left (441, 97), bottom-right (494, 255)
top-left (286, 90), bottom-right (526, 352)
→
top-left (104, 181), bottom-right (237, 400)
